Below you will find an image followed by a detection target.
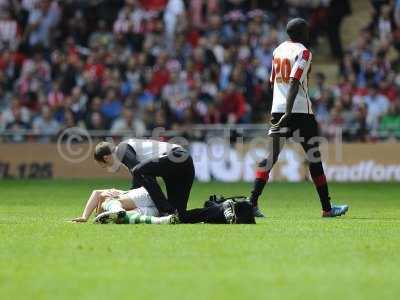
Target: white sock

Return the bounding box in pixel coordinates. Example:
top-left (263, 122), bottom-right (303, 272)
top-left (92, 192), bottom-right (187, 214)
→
top-left (151, 215), bottom-right (172, 225)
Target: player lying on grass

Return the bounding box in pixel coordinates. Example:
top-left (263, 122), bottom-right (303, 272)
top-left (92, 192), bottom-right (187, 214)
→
top-left (71, 186), bottom-right (255, 224)
top-left (72, 187), bottom-right (179, 225)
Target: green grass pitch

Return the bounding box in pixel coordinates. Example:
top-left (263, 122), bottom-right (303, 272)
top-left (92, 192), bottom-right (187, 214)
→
top-left (1, 179), bottom-right (399, 300)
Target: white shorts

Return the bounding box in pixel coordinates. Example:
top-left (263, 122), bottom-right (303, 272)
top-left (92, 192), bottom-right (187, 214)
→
top-left (124, 187), bottom-right (159, 217)
top-left (133, 206), bottom-right (160, 217)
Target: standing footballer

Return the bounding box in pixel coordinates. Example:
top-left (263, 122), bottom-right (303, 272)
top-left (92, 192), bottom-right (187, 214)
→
top-left (249, 18), bottom-right (349, 218)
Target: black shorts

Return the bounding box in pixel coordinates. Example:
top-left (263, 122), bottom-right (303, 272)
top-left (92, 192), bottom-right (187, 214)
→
top-left (268, 113), bottom-right (319, 141)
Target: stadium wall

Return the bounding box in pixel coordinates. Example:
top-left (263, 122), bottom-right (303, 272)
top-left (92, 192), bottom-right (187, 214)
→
top-left (1, 143), bottom-right (400, 182)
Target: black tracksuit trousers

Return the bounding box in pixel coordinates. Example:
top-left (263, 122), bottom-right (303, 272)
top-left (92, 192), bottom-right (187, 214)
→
top-left (133, 148), bottom-right (226, 224)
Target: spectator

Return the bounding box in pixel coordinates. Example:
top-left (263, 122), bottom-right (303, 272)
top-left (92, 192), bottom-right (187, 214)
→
top-left (32, 105), bottom-right (60, 142)
top-left (88, 20), bottom-right (114, 49)
top-left (353, 106), bottom-right (368, 142)
top-left (364, 84), bottom-right (390, 133)
top-left (147, 52), bottom-right (170, 96)
top-left (87, 111), bottom-right (106, 131)
top-left (48, 80), bottom-right (64, 109)
top-left (379, 101), bottom-right (400, 138)
top-left (2, 99), bottom-right (31, 126)
top-left (111, 105), bottom-right (146, 137)
top-left (0, 10), bottom-right (21, 50)
top-left (379, 77), bottom-right (397, 102)
top-left (85, 97), bottom-right (106, 129)
top-left (0, 49), bottom-right (19, 91)
top-left (340, 94), bottom-right (359, 140)
top-left (314, 89), bottom-right (333, 128)
top-left (0, 0), bottom-right (399, 143)
top-left (164, 0), bottom-right (185, 51)
top-left (68, 86), bottom-right (87, 121)
top-left (147, 107), bottom-right (170, 130)
top-left (378, 5), bottom-right (393, 41)
top-left (219, 84), bottom-right (246, 124)
top-left (101, 88), bottom-right (123, 122)
top-left (18, 50), bottom-right (51, 98)
top-left (254, 37), bottom-right (273, 72)
top-left (24, 0), bottom-right (61, 49)
top-left (139, 0), bottom-right (167, 11)
top-left (5, 105), bottom-right (30, 142)
top-left (203, 102), bottom-right (221, 124)
top-left (161, 70), bottom-right (189, 119)
top-left (326, 0), bottom-right (351, 60)
top-left (61, 109), bottom-right (76, 130)
top-left (113, 6), bottom-right (132, 36)
top-left (67, 9), bottom-right (89, 46)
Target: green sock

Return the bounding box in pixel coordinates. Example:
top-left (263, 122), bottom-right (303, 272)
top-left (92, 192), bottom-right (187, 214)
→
top-left (123, 213), bottom-right (152, 224)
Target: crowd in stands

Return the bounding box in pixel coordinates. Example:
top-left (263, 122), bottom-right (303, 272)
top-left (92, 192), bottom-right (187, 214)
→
top-left (313, 0), bottom-right (400, 141)
top-left (0, 0), bottom-right (399, 143)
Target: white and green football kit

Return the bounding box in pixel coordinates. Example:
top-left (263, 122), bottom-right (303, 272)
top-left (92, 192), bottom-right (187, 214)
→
top-left (96, 187), bottom-right (177, 225)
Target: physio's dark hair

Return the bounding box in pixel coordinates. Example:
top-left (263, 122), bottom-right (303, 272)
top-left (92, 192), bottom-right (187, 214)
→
top-left (94, 141), bottom-right (115, 162)
top-left (286, 18), bottom-right (309, 42)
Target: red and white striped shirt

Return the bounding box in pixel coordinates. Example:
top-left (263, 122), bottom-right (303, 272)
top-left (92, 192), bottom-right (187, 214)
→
top-left (113, 18), bottom-right (130, 34)
top-left (48, 90), bottom-right (64, 108)
top-left (269, 41), bottom-right (312, 114)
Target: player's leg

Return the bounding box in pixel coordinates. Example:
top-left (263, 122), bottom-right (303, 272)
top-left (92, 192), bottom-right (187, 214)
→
top-left (133, 148), bottom-right (192, 214)
top-left (135, 148), bottom-right (231, 223)
top-left (73, 188), bottom-right (122, 222)
top-left (300, 116), bottom-right (348, 217)
top-left (137, 147), bottom-right (195, 216)
top-left (95, 188), bottom-right (150, 223)
top-left (121, 210), bottom-right (179, 225)
top-left (95, 208), bottom-right (178, 224)
top-left (179, 205), bottom-right (228, 224)
top-left (118, 191), bottom-right (176, 224)
top-left (187, 197), bottom-right (256, 224)
top-left (249, 134), bottom-right (286, 215)
top-left (96, 189), bottom-right (125, 210)
top-left (112, 191), bottom-right (144, 211)
top-left (159, 155), bottom-right (231, 223)
top-left (93, 195), bottom-right (128, 223)
top-left (95, 191), bottom-right (176, 225)
top-left (301, 140), bottom-right (332, 211)
top-left (100, 196), bottom-right (126, 214)
top-left (133, 174), bottom-right (175, 214)
top-left (163, 155), bottom-right (195, 220)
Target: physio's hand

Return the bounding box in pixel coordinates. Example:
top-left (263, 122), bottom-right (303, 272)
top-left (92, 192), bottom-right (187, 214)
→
top-left (71, 217), bottom-right (87, 223)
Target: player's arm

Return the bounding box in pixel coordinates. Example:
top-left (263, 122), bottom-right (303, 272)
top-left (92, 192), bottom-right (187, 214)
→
top-left (72, 189), bottom-right (123, 222)
top-left (71, 190), bottom-right (106, 222)
top-left (270, 79), bottom-right (299, 130)
top-left (268, 56), bottom-right (275, 91)
top-left (285, 78), bottom-right (300, 115)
